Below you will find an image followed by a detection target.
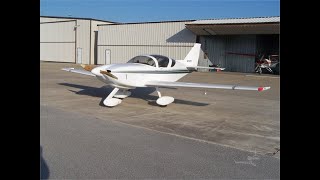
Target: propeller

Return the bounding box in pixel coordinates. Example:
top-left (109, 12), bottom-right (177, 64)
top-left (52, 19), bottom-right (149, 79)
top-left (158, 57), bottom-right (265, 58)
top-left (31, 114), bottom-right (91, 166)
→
top-left (80, 64), bottom-right (117, 79)
top-left (100, 70), bottom-right (118, 79)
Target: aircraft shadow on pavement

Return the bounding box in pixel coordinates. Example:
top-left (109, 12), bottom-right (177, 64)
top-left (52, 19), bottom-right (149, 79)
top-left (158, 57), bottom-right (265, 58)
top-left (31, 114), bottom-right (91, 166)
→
top-left (40, 146), bottom-right (50, 180)
top-left (58, 83), bottom-right (209, 107)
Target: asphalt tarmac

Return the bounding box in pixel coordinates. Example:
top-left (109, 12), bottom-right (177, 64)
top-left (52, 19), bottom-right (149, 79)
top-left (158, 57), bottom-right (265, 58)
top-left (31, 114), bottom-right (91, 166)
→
top-left (40, 104), bottom-right (280, 179)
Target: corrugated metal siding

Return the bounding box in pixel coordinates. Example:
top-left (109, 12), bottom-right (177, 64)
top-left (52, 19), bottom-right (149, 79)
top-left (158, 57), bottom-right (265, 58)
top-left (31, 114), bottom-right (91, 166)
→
top-left (40, 21), bottom-right (76, 42)
top-left (97, 21), bottom-right (196, 64)
top-left (40, 43), bottom-right (75, 62)
top-left (98, 22), bottom-right (195, 46)
top-left (40, 21), bottom-right (76, 62)
top-left (197, 36), bottom-right (227, 72)
top-left (40, 17), bottom-right (115, 64)
top-left (97, 46), bottom-right (192, 65)
top-left (90, 21), bottom-right (114, 64)
top-left (225, 35), bottom-right (256, 72)
top-left (75, 20), bottom-right (90, 64)
top-left (201, 36), bottom-right (226, 67)
top-left (199, 35), bottom-right (256, 73)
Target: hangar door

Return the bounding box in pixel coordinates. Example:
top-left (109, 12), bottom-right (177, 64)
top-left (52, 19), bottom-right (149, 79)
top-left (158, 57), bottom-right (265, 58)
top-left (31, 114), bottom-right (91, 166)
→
top-left (40, 20), bottom-right (76, 62)
top-left (201, 35), bottom-right (256, 73)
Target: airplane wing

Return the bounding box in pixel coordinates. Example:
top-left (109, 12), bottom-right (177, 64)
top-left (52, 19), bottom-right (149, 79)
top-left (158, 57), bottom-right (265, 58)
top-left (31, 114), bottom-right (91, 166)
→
top-left (61, 68), bottom-right (96, 77)
top-left (145, 81), bottom-right (270, 91)
top-left (187, 66), bottom-right (225, 71)
top-left (195, 66), bottom-right (225, 71)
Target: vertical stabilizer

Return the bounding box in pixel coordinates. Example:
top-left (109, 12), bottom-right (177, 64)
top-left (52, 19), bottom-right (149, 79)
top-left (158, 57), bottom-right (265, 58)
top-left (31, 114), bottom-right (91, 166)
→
top-left (182, 43), bottom-right (201, 67)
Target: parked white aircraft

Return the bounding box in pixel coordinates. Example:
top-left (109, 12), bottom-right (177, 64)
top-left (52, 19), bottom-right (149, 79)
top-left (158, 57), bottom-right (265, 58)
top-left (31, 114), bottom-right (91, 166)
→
top-left (62, 43), bottom-right (270, 107)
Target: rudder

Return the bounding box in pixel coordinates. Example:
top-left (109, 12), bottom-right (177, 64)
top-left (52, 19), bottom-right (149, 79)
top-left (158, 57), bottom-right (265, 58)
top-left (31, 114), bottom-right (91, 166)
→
top-left (183, 43), bottom-right (201, 67)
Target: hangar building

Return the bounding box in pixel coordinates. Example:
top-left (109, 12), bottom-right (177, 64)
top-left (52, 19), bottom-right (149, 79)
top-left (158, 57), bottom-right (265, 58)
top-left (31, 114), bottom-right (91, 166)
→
top-left (40, 16), bottom-right (114, 64)
top-left (40, 16), bottom-right (279, 73)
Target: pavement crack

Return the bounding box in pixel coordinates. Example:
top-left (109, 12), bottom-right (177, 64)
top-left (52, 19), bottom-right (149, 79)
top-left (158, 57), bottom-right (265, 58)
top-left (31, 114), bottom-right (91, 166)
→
top-left (265, 147), bottom-right (280, 156)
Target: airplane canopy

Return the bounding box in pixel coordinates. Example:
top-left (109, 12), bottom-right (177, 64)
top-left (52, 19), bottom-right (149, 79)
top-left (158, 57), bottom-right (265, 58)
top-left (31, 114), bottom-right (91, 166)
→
top-left (127, 55), bottom-right (175, 68)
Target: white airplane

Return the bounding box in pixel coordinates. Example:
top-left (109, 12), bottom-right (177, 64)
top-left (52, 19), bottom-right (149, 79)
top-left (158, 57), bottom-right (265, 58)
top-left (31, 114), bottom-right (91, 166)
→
top-left (62, 43), bottom-right (270, 107)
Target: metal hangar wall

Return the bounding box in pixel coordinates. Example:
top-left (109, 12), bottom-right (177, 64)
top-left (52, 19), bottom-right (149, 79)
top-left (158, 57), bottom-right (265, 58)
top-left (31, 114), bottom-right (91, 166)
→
top-left (40, 16), bottom-right (280, 73)
top-left (96, 20), bottom-right (197, 65)
top-left (40, 16), bottom-right (114, 64)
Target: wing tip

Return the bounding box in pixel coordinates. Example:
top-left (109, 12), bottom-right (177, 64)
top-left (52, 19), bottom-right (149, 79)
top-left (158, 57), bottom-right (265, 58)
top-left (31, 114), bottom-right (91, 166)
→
top-left (258, 86), bottom-right (271, 91)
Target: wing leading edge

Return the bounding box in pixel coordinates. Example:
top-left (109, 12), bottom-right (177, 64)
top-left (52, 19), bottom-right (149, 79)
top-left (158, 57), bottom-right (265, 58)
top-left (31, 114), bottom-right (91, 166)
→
top-left (187, 66), bottom-right (226, 71)
top-left (145, 81), bottom-right (270, 91)
top-left (61, 68), bottom-right (96, 77)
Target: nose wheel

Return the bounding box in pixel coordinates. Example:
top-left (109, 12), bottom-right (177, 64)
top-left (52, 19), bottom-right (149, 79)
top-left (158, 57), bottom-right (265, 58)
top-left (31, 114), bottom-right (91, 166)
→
top-left (103, 88), bottom-right (122, 107)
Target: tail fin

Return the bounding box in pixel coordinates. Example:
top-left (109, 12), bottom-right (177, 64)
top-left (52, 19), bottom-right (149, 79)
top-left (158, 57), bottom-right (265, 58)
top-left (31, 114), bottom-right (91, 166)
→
top-left (182, 43), bottom-right (201, 67)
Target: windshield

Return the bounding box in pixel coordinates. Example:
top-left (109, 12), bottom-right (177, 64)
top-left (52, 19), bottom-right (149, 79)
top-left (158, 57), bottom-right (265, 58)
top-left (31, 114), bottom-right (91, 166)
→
top-left (127, 56), bottom-right (156, 67)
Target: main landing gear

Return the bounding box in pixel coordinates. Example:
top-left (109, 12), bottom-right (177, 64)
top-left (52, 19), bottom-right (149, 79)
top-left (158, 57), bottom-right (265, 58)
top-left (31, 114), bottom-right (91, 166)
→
top-left (103, 88), bottom-right (131, 107)
top-left (103, 87), bottom-right (174, 107)
top-left (155, 87), bottom-right (174, 106)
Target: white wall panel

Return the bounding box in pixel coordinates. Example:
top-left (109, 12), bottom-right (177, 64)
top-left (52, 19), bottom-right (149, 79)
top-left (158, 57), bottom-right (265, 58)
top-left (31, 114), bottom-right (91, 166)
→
top-left (40, 20), bottom-right (76, 62)
top-left (75, 20), bottom-right (90, 64)
top-left (40, 21), bottom-right (76, 42)
top-left (40, 43), bottom-right (75, 62)
top-left (98, 21), bottom-right (196, 46)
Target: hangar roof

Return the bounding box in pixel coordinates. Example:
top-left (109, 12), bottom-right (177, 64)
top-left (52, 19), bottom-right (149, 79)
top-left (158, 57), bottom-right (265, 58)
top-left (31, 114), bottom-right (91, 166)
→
top-left (187, 16), bottom-right (279, 25)
top-left (40, 15), bottom-right (117, 23)
top-left (186, 16), bottom-right (280, 35)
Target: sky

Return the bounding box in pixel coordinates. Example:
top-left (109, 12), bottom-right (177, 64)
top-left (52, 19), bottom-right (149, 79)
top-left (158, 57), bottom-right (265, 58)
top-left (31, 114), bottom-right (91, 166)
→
top-left (40, 0), bottom-right (280, 23)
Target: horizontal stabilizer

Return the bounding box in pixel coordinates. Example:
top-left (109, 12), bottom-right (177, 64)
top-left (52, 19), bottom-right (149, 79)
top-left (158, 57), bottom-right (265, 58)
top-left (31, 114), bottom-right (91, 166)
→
top-left (146, 81), bottom-right (270, 91)
top-left (61, 68), bottom-right (96, 77)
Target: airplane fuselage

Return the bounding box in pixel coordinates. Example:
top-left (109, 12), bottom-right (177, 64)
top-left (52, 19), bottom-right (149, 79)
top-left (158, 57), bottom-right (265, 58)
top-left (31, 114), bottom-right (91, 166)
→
top-left (92, 61), bottom-right (191, 89)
